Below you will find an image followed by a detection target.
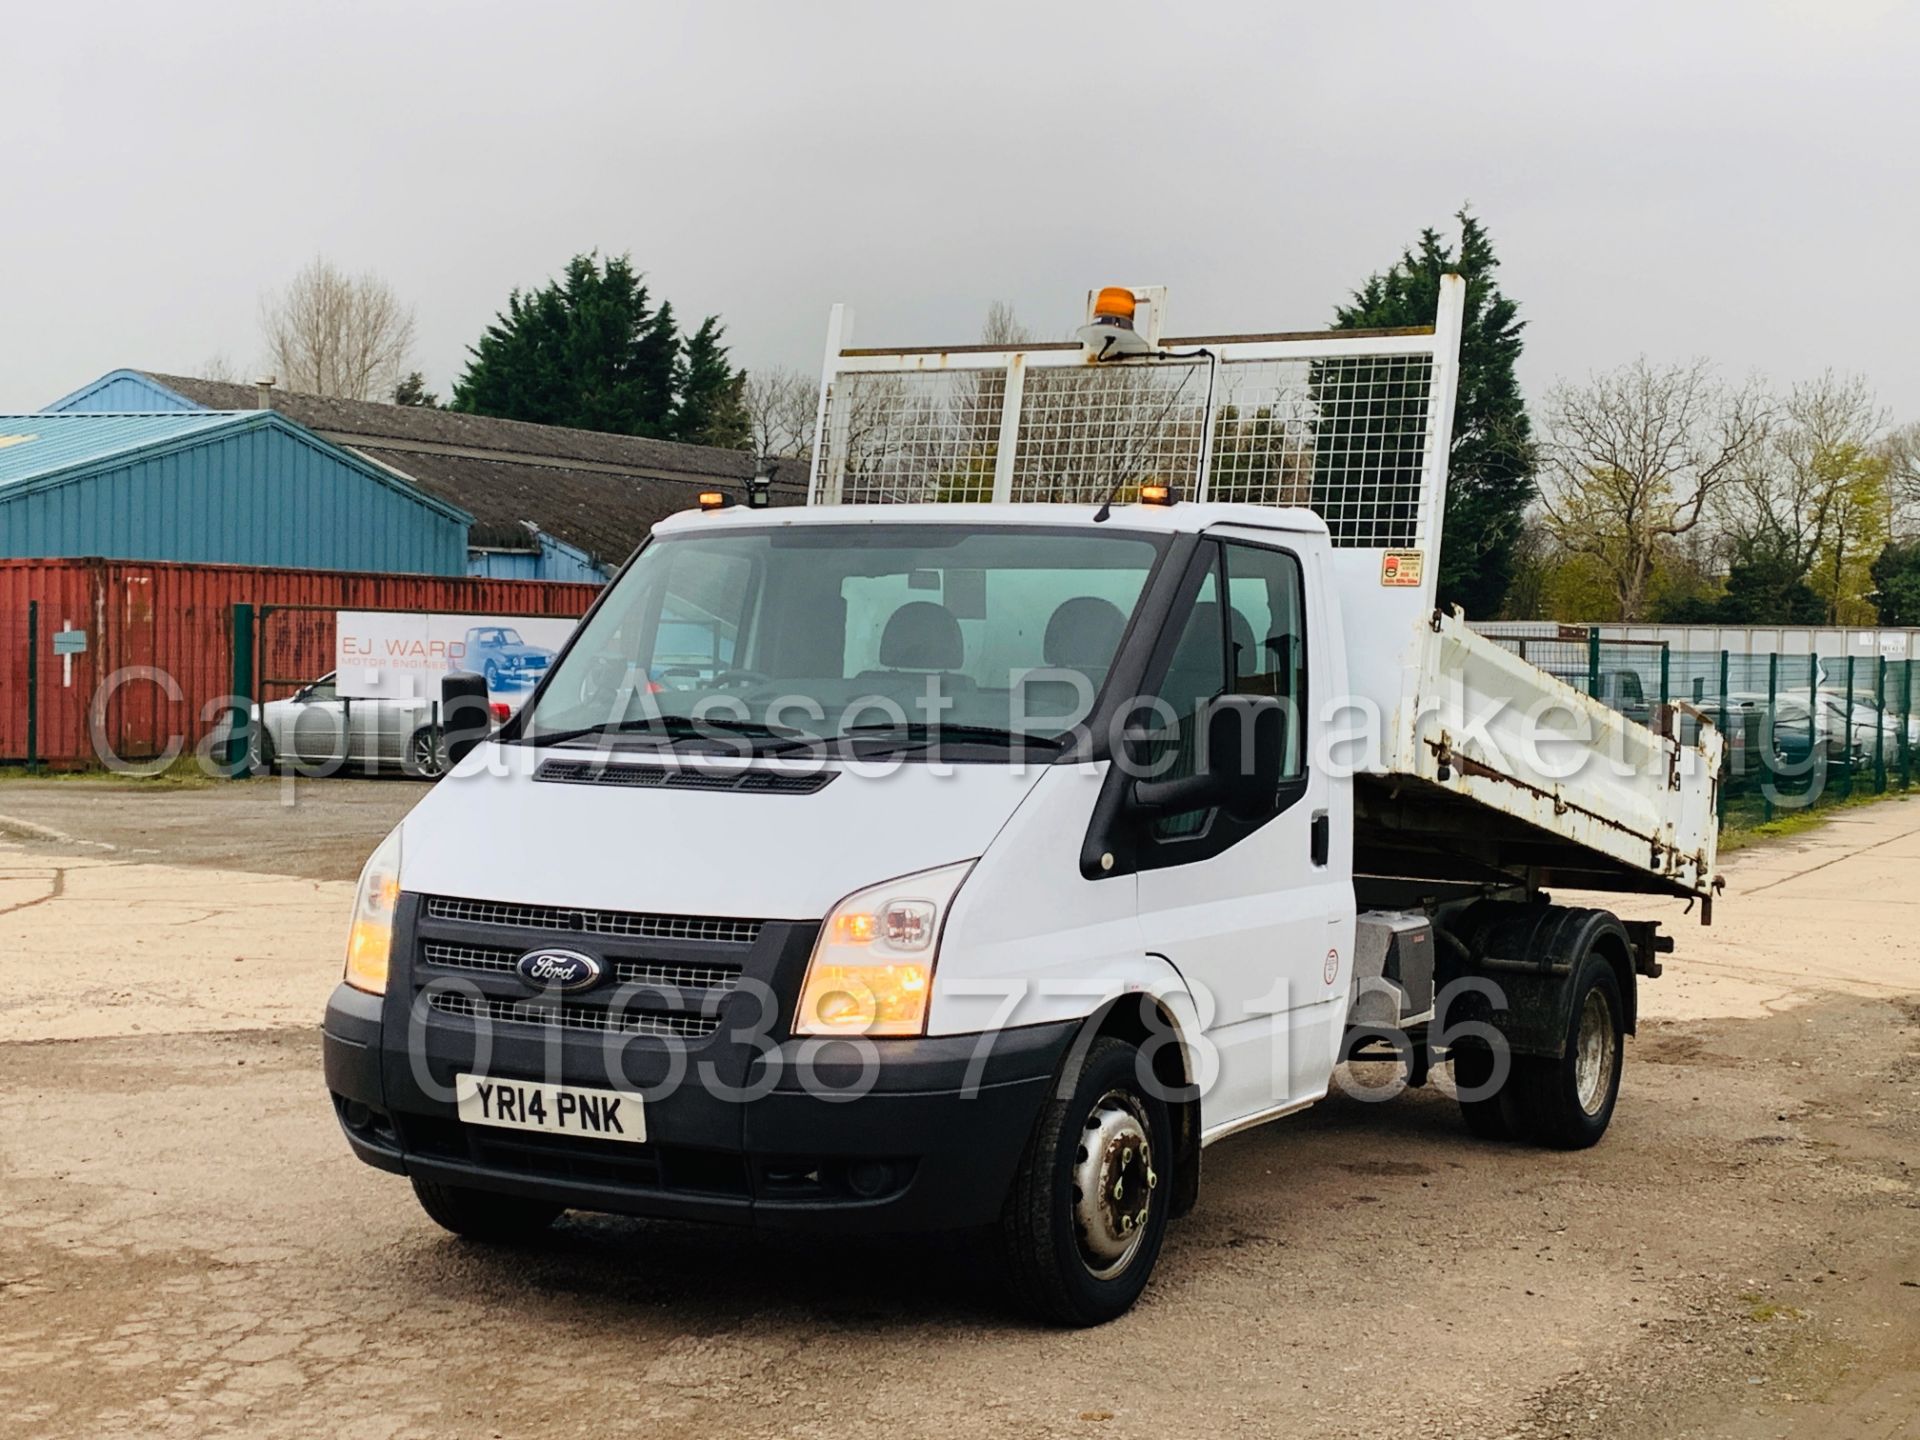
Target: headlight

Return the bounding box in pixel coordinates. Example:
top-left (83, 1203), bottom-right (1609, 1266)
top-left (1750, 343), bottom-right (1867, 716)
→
top-left (794, 860), bottom-right (975, 1037)
top-left (343, 827), bottom-right (403, 995)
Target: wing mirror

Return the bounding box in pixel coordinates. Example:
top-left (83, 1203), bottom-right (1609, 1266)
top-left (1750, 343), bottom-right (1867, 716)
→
top-left (1128, 696), bottom-right (1286, 823)
top-left (442, 671), bottom-right (493, 768)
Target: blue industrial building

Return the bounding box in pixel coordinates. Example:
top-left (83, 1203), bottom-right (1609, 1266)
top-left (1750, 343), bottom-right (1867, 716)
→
top-left (0, 409), bottom-right (470, 575)
top-left (44, 370), bottom-right (812, 582)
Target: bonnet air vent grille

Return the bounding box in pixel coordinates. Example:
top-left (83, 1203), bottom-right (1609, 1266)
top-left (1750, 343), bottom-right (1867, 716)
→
top-left (534, 758), bottom-right (836, 795)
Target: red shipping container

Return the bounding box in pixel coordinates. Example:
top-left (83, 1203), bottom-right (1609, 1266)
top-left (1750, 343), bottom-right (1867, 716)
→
top-left (0, 557), bottom-right (599, 766)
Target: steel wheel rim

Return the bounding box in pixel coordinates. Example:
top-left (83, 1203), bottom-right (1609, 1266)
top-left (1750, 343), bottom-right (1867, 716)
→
top-left (1574, 988), bottom-right (1617, 1115)
top-left (1070, 1089), bottom-right (1156, 1281)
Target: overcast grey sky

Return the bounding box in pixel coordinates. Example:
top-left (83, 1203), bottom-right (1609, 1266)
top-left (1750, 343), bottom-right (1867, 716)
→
top-left (4, 0), bottom-right (1916, 417)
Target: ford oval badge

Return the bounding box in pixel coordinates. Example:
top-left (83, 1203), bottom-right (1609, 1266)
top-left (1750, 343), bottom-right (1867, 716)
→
top-left (516, 948), bottom-right (604, 992)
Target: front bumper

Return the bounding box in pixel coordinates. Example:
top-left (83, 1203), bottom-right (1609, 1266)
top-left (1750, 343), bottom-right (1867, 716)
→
top-left (324, 981), bottom-right (1075, 1233)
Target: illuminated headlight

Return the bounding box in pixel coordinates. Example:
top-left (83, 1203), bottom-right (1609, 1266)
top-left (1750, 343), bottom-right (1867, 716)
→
top-left (794, 861), bottom-right (975, 1037)
top-left (343, 827), bottom-right (403, 995)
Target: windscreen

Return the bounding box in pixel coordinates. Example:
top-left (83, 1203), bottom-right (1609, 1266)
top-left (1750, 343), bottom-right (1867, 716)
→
top-left (520, 525), bottom-right (1166, 751)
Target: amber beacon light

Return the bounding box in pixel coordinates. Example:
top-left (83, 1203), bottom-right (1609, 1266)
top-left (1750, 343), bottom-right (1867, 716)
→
top-left (1076, 284), bottom-right (1154, 358)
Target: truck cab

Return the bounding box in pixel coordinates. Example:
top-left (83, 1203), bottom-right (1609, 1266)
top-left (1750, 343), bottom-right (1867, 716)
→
top-left (323, 282), bottom-right (1721, 1325)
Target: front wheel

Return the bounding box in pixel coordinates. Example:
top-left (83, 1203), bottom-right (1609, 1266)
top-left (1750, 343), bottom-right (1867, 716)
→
top-left (411, 1178), bottom-right (561, 1243)
top-left (1511, 953), bottom-right (1625, 1149)
top-left (995, 1036), bottom-right (1171, 1326)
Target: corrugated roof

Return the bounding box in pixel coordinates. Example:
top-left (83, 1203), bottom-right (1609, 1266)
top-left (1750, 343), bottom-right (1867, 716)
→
top-left (135, 373), bottom-right (810, 562)
top-left (0, 411), bottom-right (248, 488)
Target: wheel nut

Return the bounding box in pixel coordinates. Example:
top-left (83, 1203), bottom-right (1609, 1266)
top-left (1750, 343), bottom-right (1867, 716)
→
top-left (1112, 1179), bottom-right (1125, 1201)
top-left (1121, 1213), bottom-right (1134, 1232)
top-left (1147, 1168), bottom-right (1158, 1189)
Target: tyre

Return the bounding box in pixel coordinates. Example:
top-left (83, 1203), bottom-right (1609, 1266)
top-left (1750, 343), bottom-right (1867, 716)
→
top-left (1451, 1042), bottom-right (1519, 1141)
top-left (247, 726), bottom-right (276, 775)
top-left (484, 659), bottom-right (501, 689)
top-left (404, 726), bottom-right (449, 779)
top-left (1510, 952), bottom-right (1625, 1150)
top-left (411, 1178), bottom-right (561, 1243)
top-left (995, 1036), bottom-right (1171, 1326)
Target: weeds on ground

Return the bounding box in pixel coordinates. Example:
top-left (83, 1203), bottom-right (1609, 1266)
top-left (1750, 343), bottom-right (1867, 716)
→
top-left (1718, 788), bottom-right (1911, 853)
top-left (0, 755), bottom-right (218, 788)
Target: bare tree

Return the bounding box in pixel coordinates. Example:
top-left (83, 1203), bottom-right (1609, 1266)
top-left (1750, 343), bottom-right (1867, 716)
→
top-left (979, 300), bottom-right (1032, 348)
top-left (260, 257), bottom-right (417, 401)
top-left (1882, 420), bottom-right (1920, 539)
top-left (1539, 358), bottom-right (1770, 621)
top-left (1715, 372), bottom-right (1888, 618)
top-left (740, 367), bottom-right (819, 459)
top-left (197, 352), bottom-right (242, 383)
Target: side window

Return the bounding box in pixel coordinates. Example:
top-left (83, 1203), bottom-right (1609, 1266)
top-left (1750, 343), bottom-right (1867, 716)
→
top-left (1145, 567), bottom-right (1226, 840)
top-left (1223, 542), bottom-right (1307, 780)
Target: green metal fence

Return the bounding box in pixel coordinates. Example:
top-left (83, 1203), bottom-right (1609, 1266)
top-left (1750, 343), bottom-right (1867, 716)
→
top-left (1490, 626), bottom-right (1917, 833)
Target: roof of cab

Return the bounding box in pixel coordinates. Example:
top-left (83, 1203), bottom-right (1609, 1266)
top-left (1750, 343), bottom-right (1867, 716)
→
top-left (650, 501), bottom-right (1331, 539)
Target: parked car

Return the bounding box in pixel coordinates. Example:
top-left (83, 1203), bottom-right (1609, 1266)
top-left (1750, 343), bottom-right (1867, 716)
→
top-left (1718, 691), bottom-right (1860, 772)
top-left (1814, 688), bottom-right (1920, 759)
top-left (210, 672), bottom-right (485, 778)
top-left (461, 627), bottom-right (554, 690)
top-left (1543, 665), bottom-right (1653, 727)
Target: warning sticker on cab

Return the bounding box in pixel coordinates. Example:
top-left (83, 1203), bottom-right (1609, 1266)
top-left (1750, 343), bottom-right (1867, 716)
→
top-left (1381, 550), bottom-right (1423, 587)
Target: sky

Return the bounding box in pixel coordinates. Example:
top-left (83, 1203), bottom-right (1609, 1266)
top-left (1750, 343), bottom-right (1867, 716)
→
top-left (4, 0), bottom-right (1917, 418)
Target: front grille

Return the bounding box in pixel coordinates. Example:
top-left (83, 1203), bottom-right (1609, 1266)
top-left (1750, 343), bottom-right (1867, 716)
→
top-left (427, 991), bottom-right (720, 1040)
top-left (421, 940), bottom-right (742, 992)
top-left (424, 895), bottom-right (761, 946)
top-left (535, 758), bottom-right (836, 795)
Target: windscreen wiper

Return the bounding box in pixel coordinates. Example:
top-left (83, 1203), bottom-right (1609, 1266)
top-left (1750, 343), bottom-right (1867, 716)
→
top-left (526, 714), bottom-right (818, 754)
top-left (838, 721), bottom-right (1065, 753)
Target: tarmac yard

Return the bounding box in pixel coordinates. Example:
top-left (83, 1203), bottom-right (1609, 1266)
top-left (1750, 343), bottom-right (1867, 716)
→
top-left (0, 779), bottom-right (1916, 1439)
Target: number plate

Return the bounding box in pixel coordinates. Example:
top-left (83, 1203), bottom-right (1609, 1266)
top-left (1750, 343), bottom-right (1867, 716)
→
top-left (455, 1073), bottom-right (646, 1144)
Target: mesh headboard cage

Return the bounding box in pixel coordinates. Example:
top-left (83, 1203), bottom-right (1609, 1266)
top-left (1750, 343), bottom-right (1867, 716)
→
top-left (807, 277), bottom-right (1465, 559)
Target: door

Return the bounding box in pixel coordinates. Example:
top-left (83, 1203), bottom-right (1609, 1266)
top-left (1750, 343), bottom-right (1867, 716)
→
top-left (286, 674), bottom-right (349, 768)
top-left (1134, 537), bottom-right (1351, 1134)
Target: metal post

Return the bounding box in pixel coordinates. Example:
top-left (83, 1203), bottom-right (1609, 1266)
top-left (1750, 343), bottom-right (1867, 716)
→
top-left (1587, 627), bottom-right (1601, 700)
top-left (1811, 653), bottom-right (1822, 805)
top-left (1875, 656), bottom-right (1888, 793)
top-left (1728, 652), bottom-right (1743, 821)
top-left (1764, 652), bottom-right (1778, 823)
top-left (228, 604), bottom-right (254, 779)
top-left (989, 354), bottom-right (1026, 504)
top-left (1902, 659), bottom-right (1913, 791)
top-left (1659, 643), bottom-right (1670, 707)
top-left (25, 600), bottom-right (39, 775)
top-left (1843, 655), bottom-right (1855, 799)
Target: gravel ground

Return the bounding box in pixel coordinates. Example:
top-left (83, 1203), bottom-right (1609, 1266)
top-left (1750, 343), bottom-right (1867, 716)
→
top-left (0, 776), bottom-right (422, 883)
top-left (0, 780), bottom-right (1915, 1439)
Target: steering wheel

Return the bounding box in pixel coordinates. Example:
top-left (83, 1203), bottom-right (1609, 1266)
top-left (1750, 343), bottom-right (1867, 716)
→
top-left (709, 669), bottom-right (770, 690)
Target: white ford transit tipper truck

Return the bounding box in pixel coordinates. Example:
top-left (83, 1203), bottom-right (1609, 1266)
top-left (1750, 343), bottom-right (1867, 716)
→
top-left (324, 280), bottom-right (1723, 1324)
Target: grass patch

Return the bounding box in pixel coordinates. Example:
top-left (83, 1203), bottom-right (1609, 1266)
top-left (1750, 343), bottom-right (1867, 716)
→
top-left (0, 754), bottom-right (219, 789)
top-left (1719, 788), bottom-right (1911, 853)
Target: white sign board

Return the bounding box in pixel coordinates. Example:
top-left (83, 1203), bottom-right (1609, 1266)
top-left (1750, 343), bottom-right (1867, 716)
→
top-left (335, 612), bottom-right (580, 709)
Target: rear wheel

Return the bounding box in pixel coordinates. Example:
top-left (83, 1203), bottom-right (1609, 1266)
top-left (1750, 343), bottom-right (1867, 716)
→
top-left (1452, 1043), bottom-right (1519, 1141)
top-left (996, 1037), bottom-right (1171, 1326)
top-left (1511, 954), bottom-right (1625, 1149)
top-left (411, 1178), bottom-right (561, 1243)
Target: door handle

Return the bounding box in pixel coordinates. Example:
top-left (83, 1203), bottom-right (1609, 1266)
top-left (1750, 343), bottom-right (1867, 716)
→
top-left (1310, 810), bottom-right (1330, 867)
